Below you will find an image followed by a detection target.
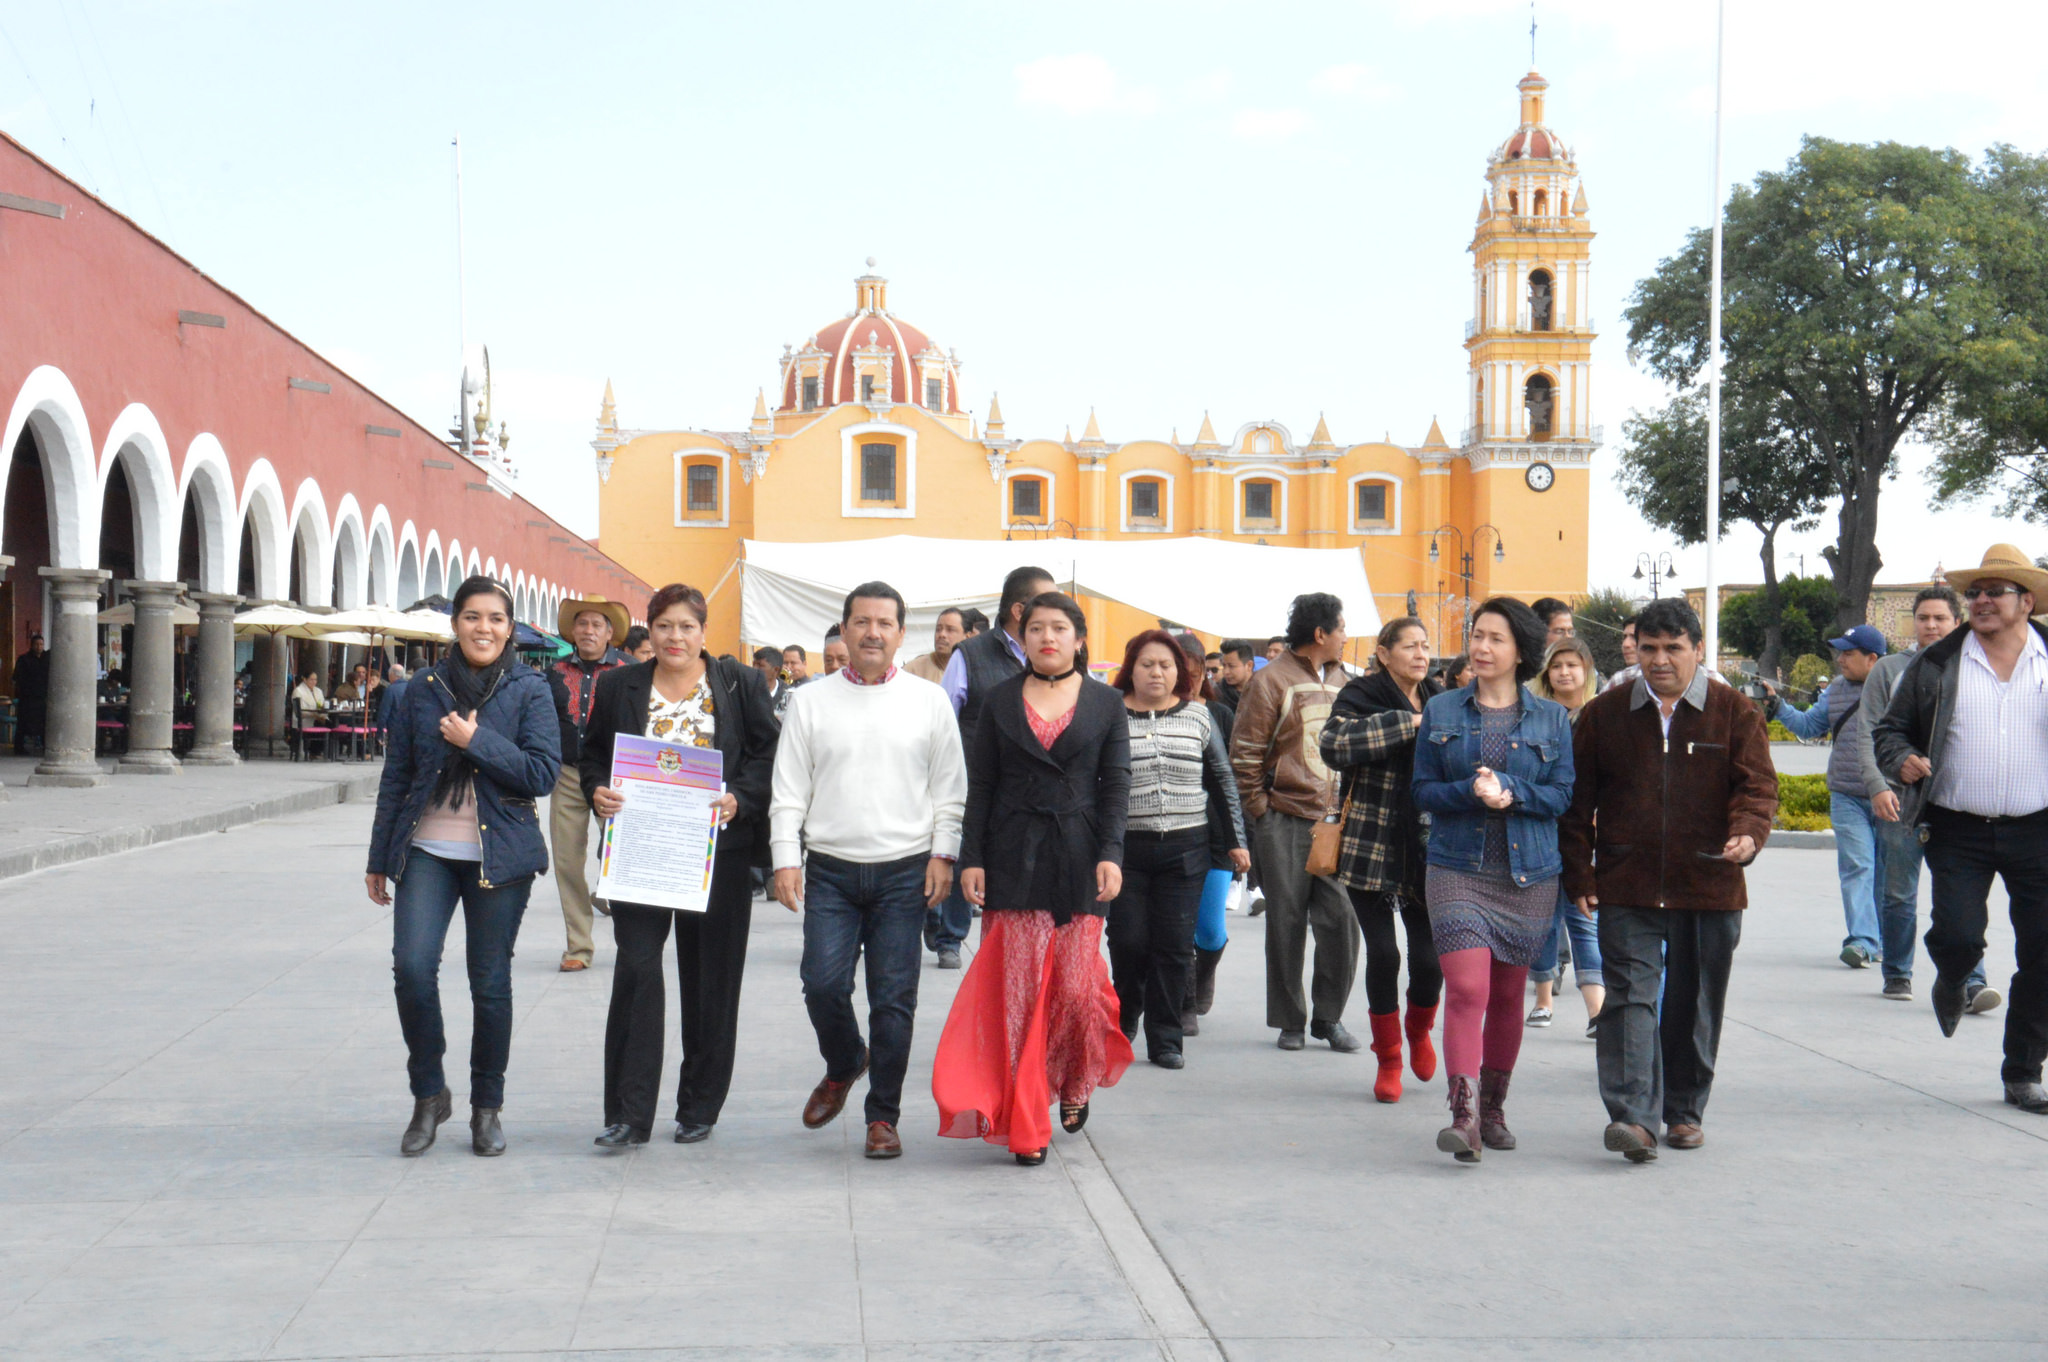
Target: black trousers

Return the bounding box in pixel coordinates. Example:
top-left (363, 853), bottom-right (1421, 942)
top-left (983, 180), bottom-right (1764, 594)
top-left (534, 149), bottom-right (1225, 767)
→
top-left (1347, 887), bottom-right (1443, 1014)
top-left (1597, 905), bottom-right (1742, 1130)
top-left (603, 850), bottom-right (754, 1131)
top-left (1924, 805), bottom-right (2048, 1084)
top-left (1107, 829), bottom-right (1208, 1057)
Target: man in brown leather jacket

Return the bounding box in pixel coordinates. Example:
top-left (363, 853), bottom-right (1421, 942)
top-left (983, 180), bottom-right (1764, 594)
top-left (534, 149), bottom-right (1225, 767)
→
top-left (1561, 599), bottom-right (1777, 1163)
top-left (1230, 593), bottom-right (1360, 1053)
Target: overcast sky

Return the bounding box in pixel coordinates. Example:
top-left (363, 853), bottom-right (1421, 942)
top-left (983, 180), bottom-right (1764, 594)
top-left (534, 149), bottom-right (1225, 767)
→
top-left (5, 1), bottom-right (2044, 597)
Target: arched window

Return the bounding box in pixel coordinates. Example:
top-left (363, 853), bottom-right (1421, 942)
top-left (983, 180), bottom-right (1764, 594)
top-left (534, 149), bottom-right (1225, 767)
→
top-left (1528, 269), bottom-right (1553, 331)
top-left (1533, 188), bottom-right (1548, 216)
top-left (1524, 373), bottom-right (1555, 437)
top-left (1508, 189), bottom-right (1519, 215)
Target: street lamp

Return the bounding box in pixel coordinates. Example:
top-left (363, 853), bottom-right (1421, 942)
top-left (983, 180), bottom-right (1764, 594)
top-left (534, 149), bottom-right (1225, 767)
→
top-left (1428, 523), bottom-right (1507, 650)
top-left (1633, 551), bottom-right (1675, 600)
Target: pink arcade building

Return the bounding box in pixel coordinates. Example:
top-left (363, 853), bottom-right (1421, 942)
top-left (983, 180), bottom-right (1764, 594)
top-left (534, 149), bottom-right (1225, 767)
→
top-left (0, 132), bottom-right (649, 786)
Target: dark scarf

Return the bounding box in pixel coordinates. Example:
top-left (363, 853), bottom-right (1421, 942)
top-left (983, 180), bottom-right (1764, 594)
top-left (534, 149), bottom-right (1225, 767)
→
top-left (430, 649), bottom-right (513, 810)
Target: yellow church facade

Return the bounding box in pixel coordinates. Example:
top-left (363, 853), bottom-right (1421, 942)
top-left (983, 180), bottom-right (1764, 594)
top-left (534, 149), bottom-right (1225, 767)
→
top-left (592, 69), bottom-right (1597, 662)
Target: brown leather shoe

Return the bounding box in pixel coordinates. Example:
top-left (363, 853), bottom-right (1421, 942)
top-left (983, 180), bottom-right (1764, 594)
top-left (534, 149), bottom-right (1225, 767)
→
top-left (801, 1049), bottom-right (869, 1129)
top-left (864, 1122), bottom-right (901, 1159)
top-left (1603, 1121), bottom-right (1659, 1162)
top-left (559, 958), bottom-right (589, 972)
top-left (1665, 1123), bottom-right (1705, 1149)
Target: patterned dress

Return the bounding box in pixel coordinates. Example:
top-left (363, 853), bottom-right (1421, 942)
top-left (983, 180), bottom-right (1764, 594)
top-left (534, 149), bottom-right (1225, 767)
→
top-left (646, 678), bottom-right (716, 748)
top-left (1424, 701), bottom-right (1558, 965)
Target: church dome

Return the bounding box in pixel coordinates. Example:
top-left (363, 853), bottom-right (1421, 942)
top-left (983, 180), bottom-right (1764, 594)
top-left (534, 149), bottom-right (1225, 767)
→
top-left (1494, 70), bottom-right (1569, 163)
top-left (778, 262), bottom-right (961, 413)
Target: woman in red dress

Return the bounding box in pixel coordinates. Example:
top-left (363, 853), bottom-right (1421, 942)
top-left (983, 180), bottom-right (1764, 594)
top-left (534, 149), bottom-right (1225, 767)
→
top-left (933, 592), bottom-right (1134, 1165)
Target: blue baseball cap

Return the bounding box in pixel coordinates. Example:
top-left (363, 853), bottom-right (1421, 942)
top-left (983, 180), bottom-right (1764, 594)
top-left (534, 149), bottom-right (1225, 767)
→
top-left (1827, 625), bottom-right (1887, 656)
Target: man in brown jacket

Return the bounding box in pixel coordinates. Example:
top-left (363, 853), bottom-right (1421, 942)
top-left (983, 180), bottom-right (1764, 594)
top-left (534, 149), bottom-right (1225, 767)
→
top-left (1561, 599), bottom-right (1777, 1162)
top-left (1230, 592), bottom-right (1361, 1052)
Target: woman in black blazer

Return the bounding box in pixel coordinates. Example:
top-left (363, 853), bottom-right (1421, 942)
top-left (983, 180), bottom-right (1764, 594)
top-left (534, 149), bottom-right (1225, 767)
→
top-left (578, 583), bottom-right (779, 1147)
top-left (933, 592), bottom-right (1133, 1165)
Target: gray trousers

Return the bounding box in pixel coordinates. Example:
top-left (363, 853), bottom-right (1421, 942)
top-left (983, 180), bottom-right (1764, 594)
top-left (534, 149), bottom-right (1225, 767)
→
top-left (1596, 905), bottom-right (1742, 1130)
top-left (1254, 811), bottom-right (1360, 1031)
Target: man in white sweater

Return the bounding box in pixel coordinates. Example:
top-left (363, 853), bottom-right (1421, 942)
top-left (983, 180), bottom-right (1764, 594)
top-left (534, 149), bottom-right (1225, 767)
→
top-left (770, 580), bottom-right (968, 1160)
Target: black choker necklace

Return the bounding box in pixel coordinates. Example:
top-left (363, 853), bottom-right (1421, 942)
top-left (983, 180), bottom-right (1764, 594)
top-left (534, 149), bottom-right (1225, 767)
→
top-left (1029, 664), bottom-right (1079, 683)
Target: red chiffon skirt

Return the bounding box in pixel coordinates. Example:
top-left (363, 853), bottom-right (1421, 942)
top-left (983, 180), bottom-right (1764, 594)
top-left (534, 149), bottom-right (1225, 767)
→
top-left (933, 910), bottom-right (1133, 1154)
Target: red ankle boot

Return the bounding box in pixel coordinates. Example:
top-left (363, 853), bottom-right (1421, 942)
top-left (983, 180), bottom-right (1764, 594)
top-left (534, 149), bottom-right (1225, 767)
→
top-left (1367, 1012), bottom-right (1404, 1103)
top-left (1405, 997), bottom-right (1439, 1082)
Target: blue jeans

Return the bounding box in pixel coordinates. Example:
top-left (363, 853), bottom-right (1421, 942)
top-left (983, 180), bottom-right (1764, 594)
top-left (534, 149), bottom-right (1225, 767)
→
top-left (1532, 887), bottom-right (1604, 987)
top-left (391, 850), bottom-right (533, 1108)
top-left (1831, 792), bottom-right (1884, 959)
top-left (1876, 814), bottom-right (1987, 989)
top-left (926, 879), bottom-right (972, 952)
top-left (801, 851), bottom-right (930, 1126)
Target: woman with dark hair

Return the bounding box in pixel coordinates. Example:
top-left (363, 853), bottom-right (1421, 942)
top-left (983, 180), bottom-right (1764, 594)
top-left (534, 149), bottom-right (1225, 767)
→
top-left (367, 575), bottom-right (561, 1157)
top-left (1320, 616), bottom-right (1443, 1104)
top-left (1438, 655), bottom-right (1473, 690)
top-left (1528, 636), bottom-right (1606, 1033)
top-left (934, 592), bottom-right (1133, 1163)
top-left (1173, 633), bottom-right (1240, 1029)
top-left (1105, 630), bottom-right (1247, 1068)
top-left (1412, 596), bottom-right (1575, 1162)
top-left (582, 582), bottom-right (780, 1146)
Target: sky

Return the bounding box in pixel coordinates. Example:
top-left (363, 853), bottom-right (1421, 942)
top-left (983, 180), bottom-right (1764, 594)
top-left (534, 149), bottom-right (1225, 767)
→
top-left (4, 0), bottom-right (2045, 599)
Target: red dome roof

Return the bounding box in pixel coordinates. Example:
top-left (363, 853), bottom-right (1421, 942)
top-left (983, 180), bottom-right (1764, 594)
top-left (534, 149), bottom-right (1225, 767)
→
top-left (1503, 127), bottom-right (1560, 160)
top-left (779, 277), bottom-right (959, 414)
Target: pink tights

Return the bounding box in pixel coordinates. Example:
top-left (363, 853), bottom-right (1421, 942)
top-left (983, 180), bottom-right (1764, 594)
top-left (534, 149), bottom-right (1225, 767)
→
top-left (1437, 946), bottom-right (1529, 1079)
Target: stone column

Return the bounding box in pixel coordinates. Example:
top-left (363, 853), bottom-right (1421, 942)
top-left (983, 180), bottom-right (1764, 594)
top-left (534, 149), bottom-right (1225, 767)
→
top-left (29, 567), bottom-right (111, 788)
top-left (118, 580), bottom-right (184, 774)
top-left (185, 591), bottom-right (242, 765)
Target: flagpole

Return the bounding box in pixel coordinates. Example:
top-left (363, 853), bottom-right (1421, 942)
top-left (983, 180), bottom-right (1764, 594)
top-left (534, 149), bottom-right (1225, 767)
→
top-left (1704, 0), bottom-right (1726, 672)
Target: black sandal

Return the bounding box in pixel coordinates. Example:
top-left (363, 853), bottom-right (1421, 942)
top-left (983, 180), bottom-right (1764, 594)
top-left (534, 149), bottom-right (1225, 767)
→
top-left (1014, 1148), bottom-right (1047, 1166)
top-left (1060, 1102), bottom-right (1089, 1134)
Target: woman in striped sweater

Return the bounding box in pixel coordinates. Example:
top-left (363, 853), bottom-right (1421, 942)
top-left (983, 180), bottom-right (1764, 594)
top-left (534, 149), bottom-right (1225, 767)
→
top-left (1106, 630), bottom-right (1249, 1068)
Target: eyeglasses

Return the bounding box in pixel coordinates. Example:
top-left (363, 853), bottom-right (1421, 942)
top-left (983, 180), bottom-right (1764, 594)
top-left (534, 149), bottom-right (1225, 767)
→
top-left (1962, 585), bottom-right (2026, 601)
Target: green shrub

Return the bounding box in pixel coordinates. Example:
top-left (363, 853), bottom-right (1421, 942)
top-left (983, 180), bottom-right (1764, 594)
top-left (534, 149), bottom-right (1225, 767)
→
top-left (1767, 720), bottom-right (1795, 742)
top-left (1788, 654), bottom-right (1832, 698)
top-left (1775, 773), bottom-right (1831, 829)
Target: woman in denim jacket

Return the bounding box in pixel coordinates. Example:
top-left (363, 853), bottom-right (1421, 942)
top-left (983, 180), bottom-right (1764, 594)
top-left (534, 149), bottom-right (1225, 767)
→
top-left (1412, 596), bottom-right (1574, 1163)
top-left (366, 576), bottom-right (561, 1160)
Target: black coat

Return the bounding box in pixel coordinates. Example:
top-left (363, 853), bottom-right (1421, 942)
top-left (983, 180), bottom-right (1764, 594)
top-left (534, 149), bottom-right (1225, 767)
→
top-left (960, 674), bottom-right (1131, 925)
top-left (577, 656), bottom-right (781, 860)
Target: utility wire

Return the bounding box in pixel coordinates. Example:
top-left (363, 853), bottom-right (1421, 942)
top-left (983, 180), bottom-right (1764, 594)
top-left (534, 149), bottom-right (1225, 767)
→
top-left (54, 1), bottom-right (132, 213)
top-left (74, 0), bottom-right (175, 245)
top-left (0, 14), bottom-right (101, 194)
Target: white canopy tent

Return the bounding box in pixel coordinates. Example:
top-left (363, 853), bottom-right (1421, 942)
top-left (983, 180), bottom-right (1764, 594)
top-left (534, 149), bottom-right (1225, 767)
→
top-left (737, 536), bottom-right (1379, 659)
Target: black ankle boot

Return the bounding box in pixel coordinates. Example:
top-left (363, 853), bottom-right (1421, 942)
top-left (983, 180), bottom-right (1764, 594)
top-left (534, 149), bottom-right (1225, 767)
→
top-left (400, 1089), bottom-right (451, 1157)
top-left (1194, 946), bottom-right (1225, 1015)
top-left (470, 1106), bottom-right (505, 1157)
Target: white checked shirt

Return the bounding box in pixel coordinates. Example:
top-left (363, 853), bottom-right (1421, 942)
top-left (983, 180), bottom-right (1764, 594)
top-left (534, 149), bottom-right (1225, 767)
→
top-left (1928, 628), bottom-right (2048, 818)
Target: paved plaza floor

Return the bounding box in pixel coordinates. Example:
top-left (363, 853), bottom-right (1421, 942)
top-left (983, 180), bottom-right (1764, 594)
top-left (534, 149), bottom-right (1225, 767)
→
top-left (0, 794), bottom-right (2042, 1360)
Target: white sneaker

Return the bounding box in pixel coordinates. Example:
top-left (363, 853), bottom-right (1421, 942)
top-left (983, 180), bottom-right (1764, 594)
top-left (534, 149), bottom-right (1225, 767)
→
top-left (1967, 985), bottom-right (2004, 1014)
top-left (1526, 1007), bottom-right (1553, 1028)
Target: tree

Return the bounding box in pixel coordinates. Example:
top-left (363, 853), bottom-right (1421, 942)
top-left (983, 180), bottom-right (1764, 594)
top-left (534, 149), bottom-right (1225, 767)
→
top-left (1934, 147), bottom-right (2048, 520)
top-left (1615, 386), bottom-right (1830, 680)
top-left (1569, 586), bottom-right (1636, 679)
top-left (1626, 139), bottom-right (2047, 632)
top-left (1720, 574), bottom-right (1837, 676)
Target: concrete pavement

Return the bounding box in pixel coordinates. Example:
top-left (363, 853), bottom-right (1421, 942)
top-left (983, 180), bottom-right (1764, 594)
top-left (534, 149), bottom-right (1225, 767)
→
top-left (0, 796), bottom-right (2040, 1360)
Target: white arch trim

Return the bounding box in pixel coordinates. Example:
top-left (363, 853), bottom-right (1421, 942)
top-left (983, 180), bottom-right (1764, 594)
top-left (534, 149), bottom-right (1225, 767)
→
top-left (1, 365), bottom-right (98, 569)
top-left (331, 495), bottom-right (369, 610)
top-left (287, 479), bottom-right (335, 606)
top-left (98, 402), bottom-right (181, 582)
top-left (178, 433), bottom-right (239, 594)
top-left (237, 458), bottom-right (292, 601)
top-left (367, 504), bottom-right (396, 607)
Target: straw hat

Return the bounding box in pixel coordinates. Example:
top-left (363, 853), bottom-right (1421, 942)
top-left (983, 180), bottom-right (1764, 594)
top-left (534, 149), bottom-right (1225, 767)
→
top-left (557, 594), bottom-right (631, 643)
top-left (1942, 543), bottom-right (2048, 602)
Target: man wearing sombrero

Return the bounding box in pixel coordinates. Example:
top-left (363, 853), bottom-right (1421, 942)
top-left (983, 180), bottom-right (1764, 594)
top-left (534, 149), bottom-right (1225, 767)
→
top-left (1874, 544), bottom-right (2048, 1114)
top-left (551, 594), bottom-right (633, 971)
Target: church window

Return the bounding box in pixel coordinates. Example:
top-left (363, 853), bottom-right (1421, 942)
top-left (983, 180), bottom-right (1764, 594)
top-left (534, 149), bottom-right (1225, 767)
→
top-left (1129, 479), bottom-right (1161, 522)
top-left (802, 377), bottom-right (819, 411)
top-left (1355, 482), bottom-right (1387, 523)
top-left (1524, 374), bottom-right (1555, 437)
top-left (1253, 431), bottom-right (1273, 454)
top-left (1243, 480), bottom-right (1276, 524)
top-left (1533, 189), bottom-right (1548, 216)
top-left (860, 443), bottom-right (897, 501)
top-left (925, 377), bottom-right (944, 410)
top-left (1011, 477), bottom-right (1044, 521)
top-left (686, 464), bottom-right (718, 513)
top-left (1508, 189), bottom-right (1519, 214)
top-left (861, 375), bottom-right (877, 403)
top-left (1528, 269), bottom-right (1553, 331)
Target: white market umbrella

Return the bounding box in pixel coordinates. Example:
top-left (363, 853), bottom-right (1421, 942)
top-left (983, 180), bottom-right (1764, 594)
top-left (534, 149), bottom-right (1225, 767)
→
top-left (310, 605), bottom-right (451, 642)
top-left (232, 604), bottom-right (325, 640)
top-left (398, 608), bottom-right (457, 642)
top-left (98, 600), bottom-right (200, 627)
